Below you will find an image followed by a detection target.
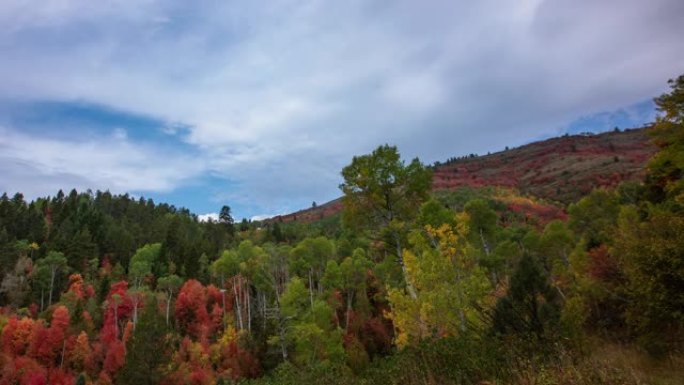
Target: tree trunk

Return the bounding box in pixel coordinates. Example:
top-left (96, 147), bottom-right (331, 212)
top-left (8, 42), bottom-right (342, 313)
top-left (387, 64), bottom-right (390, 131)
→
top-left (262, 292), bottom-right (267, 330)
top-left (132, 299), bottom-right (138, 330)
top-left (345, 289), bottom-right (354, 332)
top-left (308, 268), bottom-right (314, 308)
top-left (456, 270), bottom-right (467, 333)
top-left (233, 276), bottom-right (243, 330)
top-left (479, 228), bottom-right (490, 255)
top-left (48, 267), bottom-right (56, 306)
top-left (279, 321), bottom-right (288, 361)
top-left (60, 339), bottom-right (66, 368)
top-left (394, 231), bottom-right (417, 299)
top-left (274, 289), bottom-right (288, 361)
top-left (114, 304), bottom-right (119, 338)
top-left (166, 291), bottom-right (172, 326)
top-left (247, 286), bottom-right (251, 332)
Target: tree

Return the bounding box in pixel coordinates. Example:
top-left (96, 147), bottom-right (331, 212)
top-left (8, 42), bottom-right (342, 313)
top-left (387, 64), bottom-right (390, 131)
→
top-left (212, 249), bottom-right (243, 329)
top-left (614, 205), bottom-right (684, 354)
top-left (174, 279), bottom-right (210, 339)
top-left (219, 205), bottom-right (235, 237)
top-left (387, 220), bottom-right (490, 347)
top-left (289, 237), bottom-right (335, 306)
top-left (491, 254), bottom-right (561, 341)
top-left (36, 251), bottom-right (68, 306)
top-left (568, 189), bottom-right (620, 247)
top-left (128, 243), bottom-right (161, 288)
top-left (464, 199), bottom-right (502, 283)
top-left (0, 254), bottom-right (33, 307)
top-left (279, 278), bottom-right (345, 367)
top-left (646, 74), bottom-right (684, 206)
top-left (157, 274), bottom-right (183, 325)
top-left (340, 144), bottom-right (432, 299)
top-left (219, 205), bottom-right (234, 225)
top-left (337, 249), bottom-right (371, 331)
top-left (117, 298), bottom-right (171, 385)
top-left (464, 199), bottom-right (497, 255)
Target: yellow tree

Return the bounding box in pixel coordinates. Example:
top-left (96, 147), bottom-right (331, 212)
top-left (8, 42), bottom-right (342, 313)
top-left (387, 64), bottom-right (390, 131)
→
top-left (387, 216), bottom-right (490, 348)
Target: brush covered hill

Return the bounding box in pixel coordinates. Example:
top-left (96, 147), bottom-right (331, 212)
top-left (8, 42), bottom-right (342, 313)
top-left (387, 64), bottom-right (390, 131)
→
top-left (271, 127), bottom-right (655, 223)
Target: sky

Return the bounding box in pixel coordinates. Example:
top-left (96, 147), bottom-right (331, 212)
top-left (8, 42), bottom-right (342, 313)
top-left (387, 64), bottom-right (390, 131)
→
top-left (0, 0), bottom-right (682, 221)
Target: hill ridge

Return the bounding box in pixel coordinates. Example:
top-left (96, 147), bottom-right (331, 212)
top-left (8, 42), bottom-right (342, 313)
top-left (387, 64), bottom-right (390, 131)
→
top-left (269, 127), bottom-right (655, 223)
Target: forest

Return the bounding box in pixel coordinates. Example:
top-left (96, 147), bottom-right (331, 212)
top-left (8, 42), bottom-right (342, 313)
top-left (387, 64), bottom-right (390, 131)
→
top-left (0, 75), bottom-right (682, 385)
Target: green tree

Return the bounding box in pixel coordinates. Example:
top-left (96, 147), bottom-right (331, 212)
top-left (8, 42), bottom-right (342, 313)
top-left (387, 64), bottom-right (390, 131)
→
top-left (279, 278), bottom-right (345, 367)
top-left (338, 249), bottom-right (371, 331)
top-left (219, 205), bottom-right (235, 236)
top-left (464, 199), bottom-right (497, 255)
top-left (289, 237), bottom-right (335, 306)
top-left (340, 144), bottom-right (432, 299)
top-left (129, 244), bottom-right (161, 288)
top-left (614, 205), bottom-right (684, 354)
top-left (75, 373), bottom-right (86, 385)
top-left (212, 249), bottom-right (242, 328)
top-left (491, 254), bottom-right (561, 341)
top-left (568, 189), bottom-right (620, 247)
top-left (157, 274), bottom-right (182, 325)
top-left (646, 74), bottom-right (684, 206)
top-left (117, 298), bottom-right (171, 385)
top-left (36, 250), bottom-right (68, 306)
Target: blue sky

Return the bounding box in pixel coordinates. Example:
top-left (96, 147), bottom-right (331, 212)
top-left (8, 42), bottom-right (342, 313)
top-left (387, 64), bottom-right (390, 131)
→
top-left (0, 0), bottom-right (682, 220)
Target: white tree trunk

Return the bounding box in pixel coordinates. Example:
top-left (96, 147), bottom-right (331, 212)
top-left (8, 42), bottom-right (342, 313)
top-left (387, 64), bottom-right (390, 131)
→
top-left (48, 267), bottom-right (56, 305)
top-left (233, 276), bottom-right (243, 330)
top-left (166, 291), bottom-right (172, 326)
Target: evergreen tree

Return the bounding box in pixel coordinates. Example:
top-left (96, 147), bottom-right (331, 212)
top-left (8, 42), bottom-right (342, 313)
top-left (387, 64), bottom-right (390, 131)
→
top-left (117, 297), bottom-right (171, 385)
top-left (492, 254), bottom-right (561, 340)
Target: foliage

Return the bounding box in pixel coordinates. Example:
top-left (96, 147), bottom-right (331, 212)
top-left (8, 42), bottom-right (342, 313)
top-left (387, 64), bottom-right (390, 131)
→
top-left (388, 219), bottom-right (490, 347)
top-left (1, 82), bottom-right (684, 384)
top-left (646, 74), bottom-right (684, 206)
top-left (117, 298), bottom-right (171, 385)
top-left (491, 254), bottom-right (561, 341)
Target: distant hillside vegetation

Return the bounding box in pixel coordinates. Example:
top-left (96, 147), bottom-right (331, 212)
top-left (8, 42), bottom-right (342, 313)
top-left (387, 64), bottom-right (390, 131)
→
top-left (271, 127), bottom-right (655, 223)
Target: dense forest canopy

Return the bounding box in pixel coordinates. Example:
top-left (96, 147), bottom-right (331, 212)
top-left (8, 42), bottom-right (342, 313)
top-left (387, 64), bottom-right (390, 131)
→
top-left (0, 75), bottom-right (683, 384)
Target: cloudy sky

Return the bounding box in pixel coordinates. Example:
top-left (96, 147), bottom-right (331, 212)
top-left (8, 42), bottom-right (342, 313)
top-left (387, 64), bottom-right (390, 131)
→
top-left (0, 0), bottom-right (682, 220)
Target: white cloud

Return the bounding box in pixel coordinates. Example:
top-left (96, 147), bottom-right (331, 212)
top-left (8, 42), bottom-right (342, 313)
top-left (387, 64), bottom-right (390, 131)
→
top-left (198, 212), bottom-right (219, 222)
top-left (250, 214), bottom-right (280, 222)
top-left (0, 126), bottom-right (204, 198)
top-left (0, 0), bottom-right (682, 216)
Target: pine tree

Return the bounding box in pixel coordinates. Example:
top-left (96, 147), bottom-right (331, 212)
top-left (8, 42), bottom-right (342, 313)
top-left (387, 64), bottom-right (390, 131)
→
top-left (491, 254), bottom-right (561, 340)
top-left (117, 297), bottom-right (171, 385)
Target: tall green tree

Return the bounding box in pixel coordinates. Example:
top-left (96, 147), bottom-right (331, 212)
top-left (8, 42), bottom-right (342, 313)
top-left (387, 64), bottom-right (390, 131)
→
top-left (646, 74), bottom-right (684, 207)
top-left (289, 236), bottom-right (335, 305)
top-left (340, 144), bottom-right (432, 298)
top-left (128, 243), bottom-right (161, 288)
top-left (36, 250), bottom-right (68, 306)
top-left (491, 254), bottom-right (561, 341)
top-left (117, 298), bottom-right (171, 385)
top-left (157, 274), bottom-right (183, 325)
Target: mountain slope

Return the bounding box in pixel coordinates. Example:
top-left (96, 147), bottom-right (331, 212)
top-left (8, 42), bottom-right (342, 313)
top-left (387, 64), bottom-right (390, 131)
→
top-left (270, 127), bottom-right (656, 223)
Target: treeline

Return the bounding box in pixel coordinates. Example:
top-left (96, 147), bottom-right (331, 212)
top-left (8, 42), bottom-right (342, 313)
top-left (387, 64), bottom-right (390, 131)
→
top-left (0, 75), bottom-right (682, 385)
top-left (0, 189), bottom-right (245, 309)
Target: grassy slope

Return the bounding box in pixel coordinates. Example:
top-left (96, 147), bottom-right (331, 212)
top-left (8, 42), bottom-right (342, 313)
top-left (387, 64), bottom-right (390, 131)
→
top-left (433, 128), bottom-right (654, 203)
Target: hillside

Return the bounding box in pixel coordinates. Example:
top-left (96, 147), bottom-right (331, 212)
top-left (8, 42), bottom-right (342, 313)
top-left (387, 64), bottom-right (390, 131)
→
top-left (271, 127), bottom-right (655, 223)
